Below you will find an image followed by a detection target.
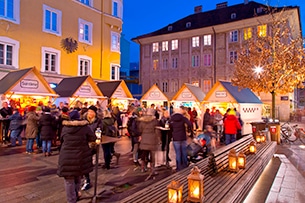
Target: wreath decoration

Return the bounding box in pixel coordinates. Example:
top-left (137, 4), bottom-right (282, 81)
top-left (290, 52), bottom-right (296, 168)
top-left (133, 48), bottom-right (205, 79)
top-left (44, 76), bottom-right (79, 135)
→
top-left (61, 37), bottom-right (78, 54)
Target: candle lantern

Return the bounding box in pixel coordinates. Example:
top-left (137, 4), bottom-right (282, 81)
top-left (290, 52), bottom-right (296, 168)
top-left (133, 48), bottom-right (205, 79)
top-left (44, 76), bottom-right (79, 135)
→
top-left (237, 151), bottom-right (246, 169)
top-left (228, 149), bottom-right (239, 173)
top-left (95, 127), bottom-right (102, 144)
top-left (260, 132), bottom-right (266, 143)
top-left (255, 134), bottom-right (262, 143)
top-left (249, 141), bottom-right (256, 154)
top-left (187, 166), bottom-right (204, 203)
top-left (167, 180), bottom-right (183, 203)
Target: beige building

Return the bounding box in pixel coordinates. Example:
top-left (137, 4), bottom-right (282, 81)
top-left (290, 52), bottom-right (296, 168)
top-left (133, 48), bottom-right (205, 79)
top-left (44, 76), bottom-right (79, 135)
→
top-left (133, 1), bottom-right (301, 120)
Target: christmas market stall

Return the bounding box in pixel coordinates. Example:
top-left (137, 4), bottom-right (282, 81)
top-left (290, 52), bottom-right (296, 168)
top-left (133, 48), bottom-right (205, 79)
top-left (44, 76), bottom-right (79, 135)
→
top-left (0, 67), bottom-right (58, 111)
top-left (97, 80), bottom-right (134, 111)
top-left (54, 75), bottom-right (106, 108)
top-left (140, 84), bottom-right (170, 109)
top-left (203, 80), bottom-right (263, 134)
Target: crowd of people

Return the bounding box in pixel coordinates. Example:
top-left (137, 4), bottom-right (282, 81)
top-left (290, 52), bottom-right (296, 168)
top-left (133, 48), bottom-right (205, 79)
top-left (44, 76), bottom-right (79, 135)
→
top-left (1, 99), bottom-right (245, 203)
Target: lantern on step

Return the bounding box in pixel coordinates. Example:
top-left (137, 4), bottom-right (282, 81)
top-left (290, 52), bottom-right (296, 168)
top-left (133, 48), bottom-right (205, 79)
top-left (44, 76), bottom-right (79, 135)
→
top-left (260, 132), bottom-right (266, 143)
top-left (237, 151), bottom-right (246, 169)
top-left (187, 166), bottom-right (204, 203)
top-left (228, 149), bottom-right (239, 173)
top-left (249, 141), bottom-right (256, 154)
top-left (167, 180), bottom-right (183, 203)
top-left (255, 134), bottom-right (262, 143)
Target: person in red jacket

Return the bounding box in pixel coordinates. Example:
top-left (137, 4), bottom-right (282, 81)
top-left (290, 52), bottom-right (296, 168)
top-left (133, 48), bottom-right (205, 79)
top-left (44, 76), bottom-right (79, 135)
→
top-left (223, 109), bottom-right (241, 145)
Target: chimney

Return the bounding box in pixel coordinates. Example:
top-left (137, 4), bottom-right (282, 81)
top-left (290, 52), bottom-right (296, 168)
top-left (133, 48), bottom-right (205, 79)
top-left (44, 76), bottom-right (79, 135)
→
top-left (244, 0), bottom-right (249, 4)
top-left (216, 2), bottom-right (228, 9)
top-left (194, 5), bottom-right (202, 13)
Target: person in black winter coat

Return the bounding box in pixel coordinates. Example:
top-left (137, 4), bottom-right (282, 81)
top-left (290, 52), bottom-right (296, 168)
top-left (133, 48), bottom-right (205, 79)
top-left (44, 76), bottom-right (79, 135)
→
top-left (159, 110), bottom-right (172, 164)
top-left (58, 112), bottom-right (96, 203)
top-left (8, 109), bottom-right (23, 147)
top-left (39, 107), bottom-right (57, 156)
top-left (169, 106), bottom-right (192, 171)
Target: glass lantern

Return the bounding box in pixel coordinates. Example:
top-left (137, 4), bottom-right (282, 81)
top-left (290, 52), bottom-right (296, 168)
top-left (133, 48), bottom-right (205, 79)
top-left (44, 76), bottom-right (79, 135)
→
top-left (237, 151), bottom-right (246, 169)
top-left (167, 180), bottom-right (183, 203)
top-left (228, 149), bottom-right (239, 173)
top-left (95, 127), bottom-right (102, 145)
top-left (260, 132), bottom-right (266, 143)
top-left (255, 134), bottom-right (262, 143)
top-left (187, 166), bottom-right (204, 203)
top-left (249, 141), bottom-right (256, 154)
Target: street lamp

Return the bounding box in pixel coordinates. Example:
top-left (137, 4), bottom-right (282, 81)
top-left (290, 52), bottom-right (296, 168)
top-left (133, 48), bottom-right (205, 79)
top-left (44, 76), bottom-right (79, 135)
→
top-left (254, 65), bottom-right (263, 79)
top-left (92, 127), bottom-right (102, 203)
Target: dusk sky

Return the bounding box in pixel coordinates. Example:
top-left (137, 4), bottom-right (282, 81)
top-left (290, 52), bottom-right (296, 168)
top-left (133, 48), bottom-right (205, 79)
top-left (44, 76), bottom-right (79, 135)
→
top-left (122, 0), bottom-right (305, 62)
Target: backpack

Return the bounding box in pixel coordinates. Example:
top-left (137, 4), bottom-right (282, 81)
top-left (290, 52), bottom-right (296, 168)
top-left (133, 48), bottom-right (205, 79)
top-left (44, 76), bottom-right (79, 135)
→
top-left (106, 125), bottom-right (116, 137)
top-left (127, 116), bottom-right (139, 137)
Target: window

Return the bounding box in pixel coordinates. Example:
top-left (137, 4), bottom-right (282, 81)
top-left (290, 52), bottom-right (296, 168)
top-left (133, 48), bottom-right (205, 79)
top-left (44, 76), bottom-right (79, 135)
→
top-left (111, 32), bottom-right (120, 52)
top-left (41, 47), bottom-right (60, 73)
top-left (257, 24), bottom-right (267, 37)
top-left (229, 51), bottom-right (237, 64)
top-left (0, 36), bottom-right (19, 68)
top-left (229, 30), bottom-right (238, 42)
top-left (171, 80), bottom-right (178, 93)
top-left (203, 80), bottom-right (211, 93)
top-left (111, 64), bottom-right (120, 80)
top-left (192, 36), bottom-right (200, 47)
top-left (78, 0), bottom-right (91, 6)
top-left (153, 59), bottom-right (158, 70)
top-left (171, 39), bottom-right (178, 50)
top-left (168, 26), bottom-right (173, 31)
top-left (231, 13), bottom-right (236, 19)
top-left (244, 28), bottom-right (252, 40)
top-left (162, 58), bottom-right (168, 69)
top-left (172, 57), bottom-right (178, 68)
top-left (203, 35), bottom-right (212, 46)
top-left (203, 54), bottom-right (212, 66)
top-left (162, 41), bottom-right (168, 51)
top-left (162, 82), bottom-right (168, 92)
top-left (192, 55), bottom-right (199, 67)
top-left (78, 55), bottom-right (92, 76)
top-left (152, 42), bottom-right (159, 52)
top-left (186, 22), bottom-right (191, 28)
top-left (43, 5), bottom-right (62, 36)
top-left (0, 0), bottom-right (19, 24)
top-left (79, 18), bottom-right (92, 44)
top-left (112, 0), bottom-right (123, 18)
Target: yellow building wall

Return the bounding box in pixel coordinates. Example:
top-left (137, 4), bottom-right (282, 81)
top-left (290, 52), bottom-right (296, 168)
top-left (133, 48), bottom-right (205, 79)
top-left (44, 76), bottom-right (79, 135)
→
top-left (0, 0), bottom-right (122, 81)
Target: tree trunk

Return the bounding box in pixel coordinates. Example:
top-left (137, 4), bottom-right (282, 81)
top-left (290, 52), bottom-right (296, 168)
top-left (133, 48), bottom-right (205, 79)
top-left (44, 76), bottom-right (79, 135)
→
top-left (271, 91), bottom-right (276, 120)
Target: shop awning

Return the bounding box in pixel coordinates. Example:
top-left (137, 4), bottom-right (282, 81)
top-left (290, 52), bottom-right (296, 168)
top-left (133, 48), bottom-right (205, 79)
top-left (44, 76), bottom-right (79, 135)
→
top-left (97, 80), bottom-right (133, 99)
top-left (55, 75), bottom-right (104, 98)
top-left (0, 67), bottom-right (58, 97)
top-left (172, 83), bottom-right (205, 103)
top-left (140, 84), bottom-right (169, 101)
top-left (204, 80), bottom-right (262, 104)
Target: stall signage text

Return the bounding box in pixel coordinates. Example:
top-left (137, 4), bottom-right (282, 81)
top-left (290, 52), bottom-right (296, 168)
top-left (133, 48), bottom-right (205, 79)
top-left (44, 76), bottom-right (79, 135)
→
top-left (20, 79), bottom-right (39, 89)
top-left (149, 91), bottom-right (160, 98)
top-left (182, 92), bottom-right (192, 98)
top-left (79, 85), bottom-right (91, 93)
top-left (215, 91), bottom-right (227, 98)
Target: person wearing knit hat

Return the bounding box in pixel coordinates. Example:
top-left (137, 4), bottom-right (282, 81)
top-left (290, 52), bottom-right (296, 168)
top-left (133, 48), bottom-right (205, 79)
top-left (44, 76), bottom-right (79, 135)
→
top-left (88, 105), bottom-right (97, 114)
top-left (223, 108), bottom-right (241, 145)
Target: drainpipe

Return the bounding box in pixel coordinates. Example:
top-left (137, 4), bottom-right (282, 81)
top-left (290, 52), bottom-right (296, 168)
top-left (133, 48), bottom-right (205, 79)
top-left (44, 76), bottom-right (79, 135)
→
top-left (212, 27), bottom-right (216, 84)
top-left (100, 2), bottom-right (104, 78)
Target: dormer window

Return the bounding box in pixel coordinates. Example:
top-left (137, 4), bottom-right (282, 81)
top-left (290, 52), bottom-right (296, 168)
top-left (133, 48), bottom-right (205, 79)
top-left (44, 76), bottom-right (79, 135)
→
top-left (231, 13), bottom-right (236, 19)
top-left (186, 22), bottom-right (191, 28)
top-left (257, 7), bottom-right (263, 14)
top-left (168, 25), bottom-right (173, 31)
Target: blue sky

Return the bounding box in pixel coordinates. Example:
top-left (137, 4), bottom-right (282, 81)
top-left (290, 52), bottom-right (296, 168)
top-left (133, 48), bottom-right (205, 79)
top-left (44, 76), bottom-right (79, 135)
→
top-left (122, 0), bottom-right (305, 62)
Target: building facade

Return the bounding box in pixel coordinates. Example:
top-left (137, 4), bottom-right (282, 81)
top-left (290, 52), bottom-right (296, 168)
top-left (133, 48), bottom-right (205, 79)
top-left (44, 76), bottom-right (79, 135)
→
top-left (0, 0), bottom-right (123, 83)
top-left (133, 1), bottom-right (301, 120)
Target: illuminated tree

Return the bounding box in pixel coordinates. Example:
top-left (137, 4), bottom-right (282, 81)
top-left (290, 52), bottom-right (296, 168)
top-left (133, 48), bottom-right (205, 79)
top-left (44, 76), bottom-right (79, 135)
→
top-left (232, 7), bottom-right (305, 120)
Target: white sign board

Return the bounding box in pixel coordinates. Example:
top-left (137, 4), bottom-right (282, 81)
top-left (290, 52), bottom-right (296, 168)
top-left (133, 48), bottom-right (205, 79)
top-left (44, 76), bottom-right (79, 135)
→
top-left (112, 86), bottom-right (128, 99)
top-left (74, 82), bottom-right (98, 97)
top-left (175, 88), bottom-right (196, 102)
top-left (142, 86), bottom-right (168, 101)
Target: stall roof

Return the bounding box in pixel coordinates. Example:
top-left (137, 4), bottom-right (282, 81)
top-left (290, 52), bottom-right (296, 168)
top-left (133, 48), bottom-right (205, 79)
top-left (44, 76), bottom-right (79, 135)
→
top-left (172, 83), bottom-right (206, 102)
top-left (0, 67), bottom-right (57, 96)
top-left (97, 80), bottom-right (133, 99)
top-left (55, 75), bottom-right (104, 98)
top-left (205, 81), bottom-right (262, 104)
top-left (140, 84), bottom-right (169, 101)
